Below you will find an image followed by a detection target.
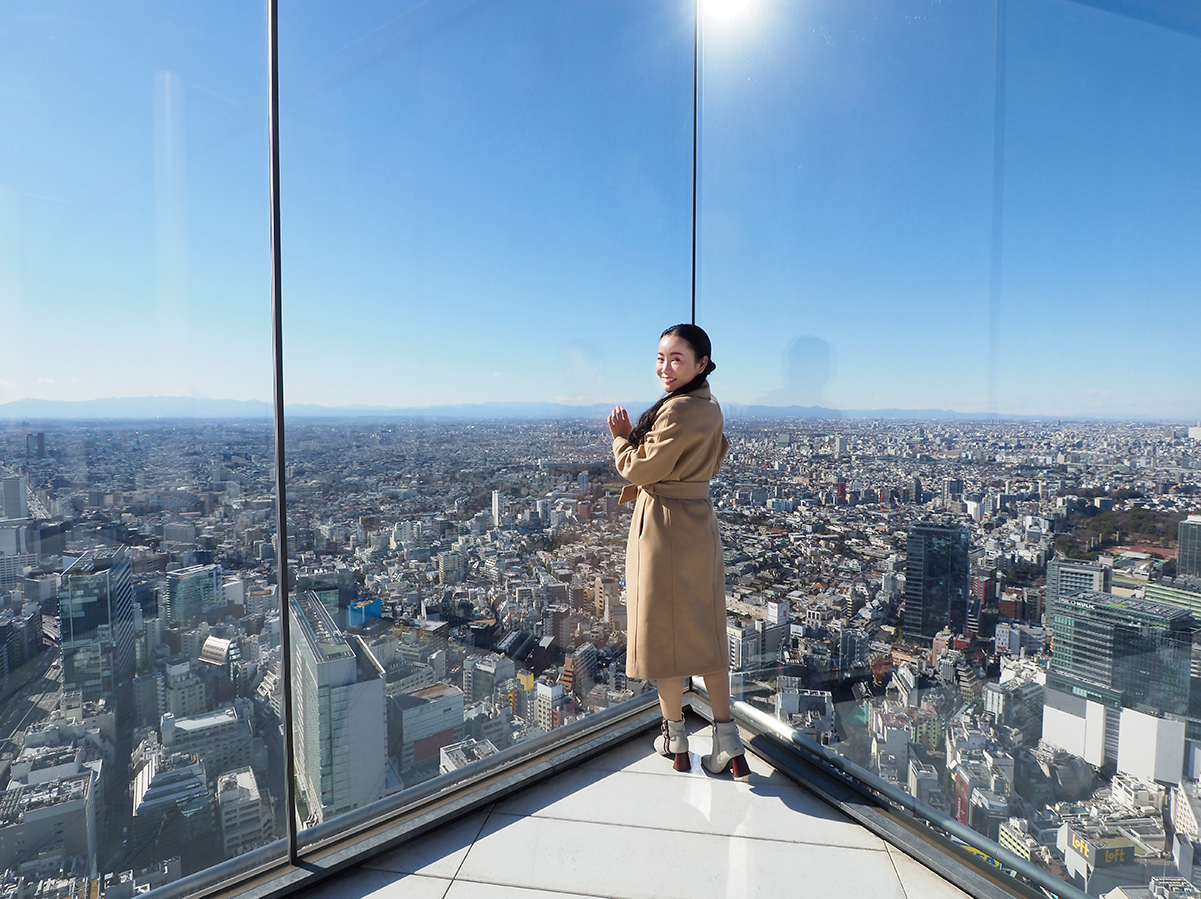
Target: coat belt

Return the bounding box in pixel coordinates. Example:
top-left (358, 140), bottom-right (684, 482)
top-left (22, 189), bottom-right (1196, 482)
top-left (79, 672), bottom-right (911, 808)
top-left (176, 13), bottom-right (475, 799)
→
top-left (618, 481), bottom-right (710, 505)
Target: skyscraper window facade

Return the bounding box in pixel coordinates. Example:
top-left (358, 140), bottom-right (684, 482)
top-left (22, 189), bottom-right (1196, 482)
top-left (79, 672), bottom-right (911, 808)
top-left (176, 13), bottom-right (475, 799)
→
top-left (1047, 591), bottom-right (1192, 717)
top-left (1179, 516), bottom-right (1201, 579)
top-left (59, 548), bottom-right (135, 704)
top-left (902, 522), bottom-right (971, 642)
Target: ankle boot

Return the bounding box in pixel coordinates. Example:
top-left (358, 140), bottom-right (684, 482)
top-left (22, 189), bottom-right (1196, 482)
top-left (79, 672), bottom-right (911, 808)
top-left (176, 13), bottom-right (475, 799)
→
top-left (703, 720), bottom-right (750, 780)
top-left (655, 717), bottom-right (691, 771)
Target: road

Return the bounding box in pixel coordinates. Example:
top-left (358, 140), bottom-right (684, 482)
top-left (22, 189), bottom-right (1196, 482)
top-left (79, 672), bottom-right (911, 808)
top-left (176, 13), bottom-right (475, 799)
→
top-left (0, 652), bottom-right (62, 757)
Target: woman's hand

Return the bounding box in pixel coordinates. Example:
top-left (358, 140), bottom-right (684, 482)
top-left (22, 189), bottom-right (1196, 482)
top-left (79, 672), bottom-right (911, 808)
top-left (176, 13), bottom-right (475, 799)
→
top-left (608, 406), bottom-right (632, 439)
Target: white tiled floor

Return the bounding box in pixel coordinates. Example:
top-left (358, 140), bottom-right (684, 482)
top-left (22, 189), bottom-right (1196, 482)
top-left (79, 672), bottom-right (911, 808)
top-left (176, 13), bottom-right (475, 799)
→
top-left (296, 720), bottom-right (974, 899)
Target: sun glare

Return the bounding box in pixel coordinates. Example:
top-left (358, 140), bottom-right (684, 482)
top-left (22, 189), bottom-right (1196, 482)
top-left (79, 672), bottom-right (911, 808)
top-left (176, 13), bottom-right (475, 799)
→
top-left (704, 0), bottom-right (755, 22)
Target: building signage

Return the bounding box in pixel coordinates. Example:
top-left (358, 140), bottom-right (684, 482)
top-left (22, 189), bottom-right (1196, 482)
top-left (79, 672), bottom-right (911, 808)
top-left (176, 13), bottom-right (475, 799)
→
top-left (1068, 829), bottom-right (1131, 868)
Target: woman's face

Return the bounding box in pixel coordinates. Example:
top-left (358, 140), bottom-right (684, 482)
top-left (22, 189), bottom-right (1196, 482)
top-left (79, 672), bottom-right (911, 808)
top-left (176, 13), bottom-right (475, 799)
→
top-left (657, 333), bottom-right (708, 393)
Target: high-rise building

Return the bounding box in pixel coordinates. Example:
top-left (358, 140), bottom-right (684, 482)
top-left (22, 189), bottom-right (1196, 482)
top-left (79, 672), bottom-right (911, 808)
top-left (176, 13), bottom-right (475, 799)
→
top-left (902, 522), bottom-right (971, 641)
top-left (131, 749), bottom-right (219, 875)
top-left (594, 576), bottom-right (619, 620)
top-left (291, 590), bottom-right (386, 824)
top-left (462, 654), bottom-right (516, 704)
top-left (491, 490), bottom-right (506, 527)
top-left (160, 705), bottom-right (254, 784)
top-left (0, 771), bottom-right (97, 876)
top-left (59, 548), bottom-right (136, 704)
top-left (1046, 557), bottom-right (1111, 610)
top-left (438, 552), bottom-right (465, 586)
top-left (388, 683), bottom-right (466, 783)
top-left (1179, 516), bottom-right (1201, 579)
top-left (164, 564), bottom-right (221, 624)
top-left (1047, 591), bottom-right (1192, 717)
top-left (216, 767), bottom-right (273, 860)
top-left (1, 476), bottom-right (27, 520)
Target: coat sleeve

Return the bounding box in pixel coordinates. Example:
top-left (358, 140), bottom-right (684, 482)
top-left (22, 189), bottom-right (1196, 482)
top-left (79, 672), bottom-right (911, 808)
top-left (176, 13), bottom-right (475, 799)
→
top-left (712, 434), bottom-right (730, 476)
top-left (612, 404), bottom-right (692, 486)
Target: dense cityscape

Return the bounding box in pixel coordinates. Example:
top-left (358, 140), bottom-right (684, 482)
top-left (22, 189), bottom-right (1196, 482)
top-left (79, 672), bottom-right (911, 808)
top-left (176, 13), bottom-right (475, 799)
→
top-left (0, 415), bottom-right (1199, 897)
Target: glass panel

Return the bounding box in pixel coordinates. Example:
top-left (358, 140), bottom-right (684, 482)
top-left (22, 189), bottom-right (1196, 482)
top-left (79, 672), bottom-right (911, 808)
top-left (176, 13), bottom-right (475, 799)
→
top-left (0, 3), bottom-right (279, 892)
top-left (277, 0), bottom-right (693, 838)
top-left (704, 0), bottom-right (1201, 894)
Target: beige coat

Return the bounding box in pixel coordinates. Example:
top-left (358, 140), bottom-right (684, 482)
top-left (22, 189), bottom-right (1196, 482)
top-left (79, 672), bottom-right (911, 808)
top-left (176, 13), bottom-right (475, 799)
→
top-left (612, 385), bottom-right (730, 679)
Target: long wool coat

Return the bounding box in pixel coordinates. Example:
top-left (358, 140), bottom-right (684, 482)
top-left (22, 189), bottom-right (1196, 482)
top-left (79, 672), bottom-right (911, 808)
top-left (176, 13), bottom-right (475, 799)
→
top-left (612, 385), bottom-right (730, 680)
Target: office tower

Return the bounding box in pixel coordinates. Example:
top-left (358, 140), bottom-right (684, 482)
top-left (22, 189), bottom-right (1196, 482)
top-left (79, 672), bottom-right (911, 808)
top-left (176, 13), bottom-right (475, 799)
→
top-left (839, 627), bottom-right (869, 671)
top-left (1047, 591), bottom-right (1191, 716)
top-left (1179, 516), bottom-right (1201, 578)
top-left (60, 548), bottom-right (136, 704)
top-left (389, 683), bottom-right (466, 783)
top-left (902, 522), bottom-right (971, 641)
top-left (942, 478), bottom-right (964, 507)
top-left (533, 682), bottom-right (567, 731)
top-left (438, 551), bottom-right (465, 585)
top-left (216, 767), bottom-right (274, 860)
top-left (160, 706), bottom-right (254, 783)
top-left (131, 749), bottom-right (219, 874)
top-left (462, 654), bottom-right (516, 703)
top-left (0, 771), bottom-right (98, 876)
top-left (1, 476), bottom-right (27, 520)
top-left (291, 590), bottom-right (386, 824)
top-left (491, 490), bottom-right (505, 527)
top-left (1046, 557), bottom-right (1111, 610)
top-left (164, 563), bottom-right (221, 624)
top-left (594, 576), bottom-right (619, 620)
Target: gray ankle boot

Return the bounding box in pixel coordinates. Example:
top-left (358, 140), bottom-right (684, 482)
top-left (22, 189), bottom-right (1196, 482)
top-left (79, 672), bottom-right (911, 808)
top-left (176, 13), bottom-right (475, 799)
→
top-left (703, 720), bottom-right (750, 780)
top-left (656, 718), bottom-right (691, 771)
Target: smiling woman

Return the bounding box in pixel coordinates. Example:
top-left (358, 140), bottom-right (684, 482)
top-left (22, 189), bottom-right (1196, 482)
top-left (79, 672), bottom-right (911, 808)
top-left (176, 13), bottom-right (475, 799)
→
top-left (606, 323), bottom-right (747, 778)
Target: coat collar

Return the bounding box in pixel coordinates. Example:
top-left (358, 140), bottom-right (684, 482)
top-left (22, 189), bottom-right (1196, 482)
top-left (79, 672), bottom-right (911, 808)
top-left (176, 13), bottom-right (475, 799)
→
top-left (670, 383), bottom-right (711, 402)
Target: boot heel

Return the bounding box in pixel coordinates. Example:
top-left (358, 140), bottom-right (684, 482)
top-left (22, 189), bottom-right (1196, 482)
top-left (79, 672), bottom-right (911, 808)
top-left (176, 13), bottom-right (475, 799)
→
top-left (674, 752), bottom-right (691, 772)
top-left (729, 755), bottom-right (750, 781)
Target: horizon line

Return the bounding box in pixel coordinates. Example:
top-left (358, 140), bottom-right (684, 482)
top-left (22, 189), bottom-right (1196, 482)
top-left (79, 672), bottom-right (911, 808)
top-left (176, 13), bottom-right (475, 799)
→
top-left (1, 395), bottom-right (1199, 425)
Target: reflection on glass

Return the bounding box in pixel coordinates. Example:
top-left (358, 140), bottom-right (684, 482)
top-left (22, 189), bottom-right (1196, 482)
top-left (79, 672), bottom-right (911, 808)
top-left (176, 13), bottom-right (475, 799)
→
top-left (279, 0), bottom-right (694, 835)
top-left (0, 2), bottom-right (276, 893)
top-left (705, 0), bottom-right (1201, 893)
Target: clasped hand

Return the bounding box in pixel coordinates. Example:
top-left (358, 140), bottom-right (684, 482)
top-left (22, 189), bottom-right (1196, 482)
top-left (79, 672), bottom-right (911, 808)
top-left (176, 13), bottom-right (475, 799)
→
top-left (608, 407), bottom-right (632, 439)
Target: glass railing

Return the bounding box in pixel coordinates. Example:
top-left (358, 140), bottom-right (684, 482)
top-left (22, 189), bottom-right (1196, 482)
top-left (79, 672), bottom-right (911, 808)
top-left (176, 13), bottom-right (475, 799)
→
top-left (0, 1), bottom-right (1198, 898)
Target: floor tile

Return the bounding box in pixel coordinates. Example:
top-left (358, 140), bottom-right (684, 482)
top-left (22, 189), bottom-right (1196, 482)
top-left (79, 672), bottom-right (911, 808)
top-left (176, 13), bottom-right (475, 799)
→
top-left (493, 765), bottom-right (885, 850)
top-left (457, 812), bottom-right (906, 899)
top-left (299, 868), bottom-right (450, 899)
top-left (887, 846), bottom-right (974, 899)
top-left (364, 808), bottom-right (492, 877)
top-left (444, 881), bottom-right (607, 899)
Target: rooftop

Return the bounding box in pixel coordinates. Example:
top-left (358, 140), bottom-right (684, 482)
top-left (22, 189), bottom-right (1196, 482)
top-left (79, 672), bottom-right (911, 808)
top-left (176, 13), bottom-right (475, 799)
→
top-left (292, 715), bottom-right (973, 899)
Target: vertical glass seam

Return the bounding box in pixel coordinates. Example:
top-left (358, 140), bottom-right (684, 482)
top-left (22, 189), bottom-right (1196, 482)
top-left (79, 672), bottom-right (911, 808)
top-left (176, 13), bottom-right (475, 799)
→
top-left (266, 0), bottom-right (299, 865)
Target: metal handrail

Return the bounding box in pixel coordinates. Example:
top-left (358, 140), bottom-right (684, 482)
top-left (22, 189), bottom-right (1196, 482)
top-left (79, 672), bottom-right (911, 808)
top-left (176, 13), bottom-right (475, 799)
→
top-left (690, 677), bottom-right (1089, 899)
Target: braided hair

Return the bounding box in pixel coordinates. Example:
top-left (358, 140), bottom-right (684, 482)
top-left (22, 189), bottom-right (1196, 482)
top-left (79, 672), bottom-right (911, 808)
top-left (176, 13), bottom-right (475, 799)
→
top-left (627, 323), bottom-right (717, 447)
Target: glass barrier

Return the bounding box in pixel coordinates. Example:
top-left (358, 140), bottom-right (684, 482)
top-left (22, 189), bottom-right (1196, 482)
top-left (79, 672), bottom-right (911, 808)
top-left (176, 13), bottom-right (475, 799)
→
top-left (276, 0), bottom-right (694, 841)
top-left (2, 1), bottom-right (1197, 897)
top-left (0, 3), bottom-right (280, 894)
top-left (702, 2), bottom-right (1201, 896)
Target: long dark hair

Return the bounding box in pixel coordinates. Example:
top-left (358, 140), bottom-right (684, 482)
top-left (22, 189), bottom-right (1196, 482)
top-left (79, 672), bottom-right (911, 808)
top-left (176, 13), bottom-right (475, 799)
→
top-left (628, 323), bottom-right (717, 447)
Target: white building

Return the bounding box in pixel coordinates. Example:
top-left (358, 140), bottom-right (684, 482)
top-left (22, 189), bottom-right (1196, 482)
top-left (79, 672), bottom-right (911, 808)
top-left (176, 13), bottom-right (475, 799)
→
top-left (217, 766), bottom-right (273, 859)
top-left (291, 590), bottom-right (386, 824)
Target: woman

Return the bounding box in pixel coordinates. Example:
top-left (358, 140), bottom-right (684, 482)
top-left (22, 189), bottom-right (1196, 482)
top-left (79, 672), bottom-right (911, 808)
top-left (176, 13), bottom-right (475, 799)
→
top-left (607, 323), bottom-right (749, 779)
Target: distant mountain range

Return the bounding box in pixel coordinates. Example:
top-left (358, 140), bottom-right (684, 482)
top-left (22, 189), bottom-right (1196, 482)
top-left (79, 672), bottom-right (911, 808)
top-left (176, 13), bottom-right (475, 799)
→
top-left (0, 395), bottom-right (1184, 423)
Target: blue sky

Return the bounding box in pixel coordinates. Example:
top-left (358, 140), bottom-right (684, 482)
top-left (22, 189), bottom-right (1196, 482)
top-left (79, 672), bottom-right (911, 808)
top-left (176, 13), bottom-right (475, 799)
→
top-left (1, 0), bottom-right (1198, 418)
